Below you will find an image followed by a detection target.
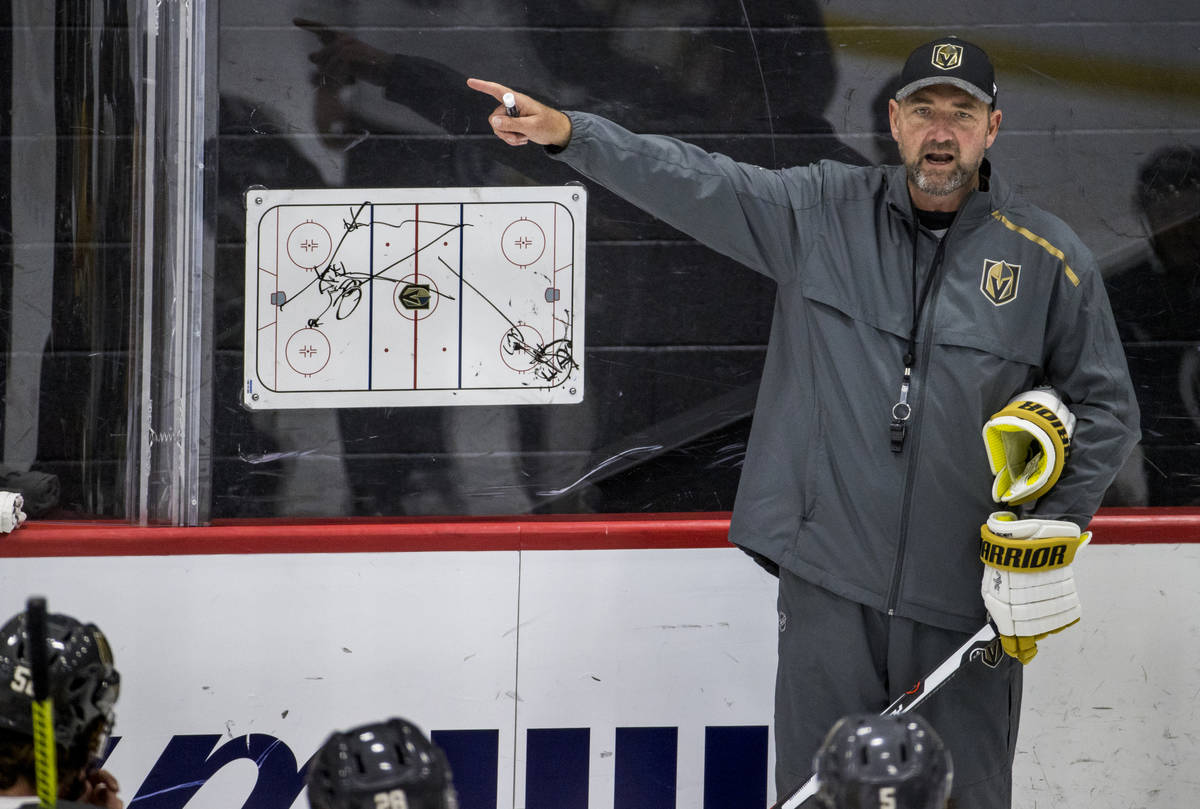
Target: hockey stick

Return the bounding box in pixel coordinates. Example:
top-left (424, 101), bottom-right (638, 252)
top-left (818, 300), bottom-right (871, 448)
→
top-left (770, 621), bottom-right (1002, 809)
top-left (27, 597), bottom-right (59, 809)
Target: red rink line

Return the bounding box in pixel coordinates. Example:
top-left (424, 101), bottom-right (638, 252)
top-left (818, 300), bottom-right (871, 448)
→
top-left (1, 509), bottom-right (1197, 558)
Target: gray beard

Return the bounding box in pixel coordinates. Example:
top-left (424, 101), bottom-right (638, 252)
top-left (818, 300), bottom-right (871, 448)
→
top-left (908, 157), bottom-right (978, 197)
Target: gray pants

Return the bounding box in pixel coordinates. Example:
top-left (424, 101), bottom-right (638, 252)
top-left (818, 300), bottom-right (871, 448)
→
top-left (775, 570), bottom-right (1022, 809)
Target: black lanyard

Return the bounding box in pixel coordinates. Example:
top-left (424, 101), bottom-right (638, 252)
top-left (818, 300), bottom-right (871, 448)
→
top-left (890, 214), bottom-right (951, 453)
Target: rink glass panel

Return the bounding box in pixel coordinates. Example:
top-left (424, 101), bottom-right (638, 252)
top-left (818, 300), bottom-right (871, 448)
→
top-left (2, 1), bottom-right (1198, 520)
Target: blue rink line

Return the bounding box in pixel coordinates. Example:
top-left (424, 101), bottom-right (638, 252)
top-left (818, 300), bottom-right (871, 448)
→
top-left (458, 202), bottom-right (464, 389)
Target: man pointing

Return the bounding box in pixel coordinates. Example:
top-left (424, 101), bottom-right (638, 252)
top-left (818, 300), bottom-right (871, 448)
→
top-left (469, 36), bottom-right (1138, 808)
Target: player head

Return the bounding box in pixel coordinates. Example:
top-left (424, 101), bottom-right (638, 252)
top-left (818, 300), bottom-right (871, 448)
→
top-left (0, 609), bottom-right (120, 796)
top-left (306, 718), bottom-right (458, 809)
top-left (813, 713), bottom-right (953, 809)
top-left (888, 37), bottom-right (1001, 207)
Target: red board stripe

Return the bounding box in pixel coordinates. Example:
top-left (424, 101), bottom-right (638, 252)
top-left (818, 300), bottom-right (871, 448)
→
top-left (1, 509), bottom-right (1197, 558)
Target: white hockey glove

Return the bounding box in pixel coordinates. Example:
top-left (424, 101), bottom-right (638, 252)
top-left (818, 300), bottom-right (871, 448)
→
top-left (982, 388), bottom-right (1075, 506)
top-left (980, 512), bottom-right (1089, 664)
top-left (0, 491), bottom-right (27, 534)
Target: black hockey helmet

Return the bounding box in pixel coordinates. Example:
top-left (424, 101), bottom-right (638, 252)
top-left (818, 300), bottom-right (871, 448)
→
top-left (0, 610), bottom-right (120, 754)
top-left (306, 718), bottom-right (458, 809)
top-left (813, 713), bottom-right (952, 809)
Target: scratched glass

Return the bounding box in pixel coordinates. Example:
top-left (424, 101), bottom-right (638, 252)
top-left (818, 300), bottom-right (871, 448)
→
top-left (1, 1), bottom-right (140, 519)
top-left (2, 0), bottom-right (1199, 520)
top-left (210, 0), bottom-right (855, 518)
top-left (209, 1), bottom-right (1200, 516)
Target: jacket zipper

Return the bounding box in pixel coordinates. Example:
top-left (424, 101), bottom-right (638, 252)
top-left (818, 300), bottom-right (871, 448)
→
top-left (885, 216), bottom-right (955, 615)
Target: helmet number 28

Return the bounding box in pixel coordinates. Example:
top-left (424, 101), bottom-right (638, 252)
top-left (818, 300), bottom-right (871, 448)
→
top-left (10, 664), bottom-right (34, 697)
top-left (374, 790), bottom-right (409, 809)
top-left (879, 786), bottom-right (896, 809)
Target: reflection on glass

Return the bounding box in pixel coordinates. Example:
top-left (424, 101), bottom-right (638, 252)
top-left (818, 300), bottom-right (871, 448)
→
top-left (211, 0), bottom-right (858, 518)
top-left (1104, 146), bottom-right (1200, 506)
top-left (2, 0), bottom-right (137, 519)
top-left (4, 1), bottom-right (1196, 520)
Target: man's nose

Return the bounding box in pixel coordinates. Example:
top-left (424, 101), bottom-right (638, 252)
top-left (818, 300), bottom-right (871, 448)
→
top-left (925, 111), bottom-right (959, 139)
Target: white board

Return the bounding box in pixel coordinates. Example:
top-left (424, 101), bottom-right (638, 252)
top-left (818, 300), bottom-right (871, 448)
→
top-left (242, 186), bottom-right (586, 409)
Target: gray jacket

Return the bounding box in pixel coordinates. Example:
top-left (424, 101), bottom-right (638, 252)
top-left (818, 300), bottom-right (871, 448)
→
top-left (552, 111), bottom-right (1140, 631)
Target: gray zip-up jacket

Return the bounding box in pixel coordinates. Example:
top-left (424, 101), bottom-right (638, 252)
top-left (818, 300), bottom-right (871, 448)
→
top-left (551, 111), bottom-right (1140, 632)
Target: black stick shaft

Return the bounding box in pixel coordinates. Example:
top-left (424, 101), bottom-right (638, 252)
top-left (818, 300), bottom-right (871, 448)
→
top-left (27, 597), bottom-right (49, 701)
top-left (27, 596), bottom-right (58, 809)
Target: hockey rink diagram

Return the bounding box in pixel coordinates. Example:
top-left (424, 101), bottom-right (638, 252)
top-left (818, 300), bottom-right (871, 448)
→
top-left (243, 186), bottom-right (586, 409)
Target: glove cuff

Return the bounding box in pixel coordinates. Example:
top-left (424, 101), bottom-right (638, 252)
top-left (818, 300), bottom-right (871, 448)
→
top-left (980, 523), bottom-right (1089, 572)
top-left (982, 389), bottom-right (1074, 505)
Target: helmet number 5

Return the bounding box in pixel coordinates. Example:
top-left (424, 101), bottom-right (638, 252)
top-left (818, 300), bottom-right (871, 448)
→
top-left (10, 664), bottom-right (34, 696)
top-left (879, 786), bottom-right (896, 809)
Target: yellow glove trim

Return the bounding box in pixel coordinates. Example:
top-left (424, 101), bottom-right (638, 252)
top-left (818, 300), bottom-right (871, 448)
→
top-left (983, 397), bottom-right (1072, 505)
top-left (998, 617), bottom-right (1080, 665)
top-left (980, 524), bottom-right (1090, 571)
top-left (999, 634), bottom-right (1039, 664)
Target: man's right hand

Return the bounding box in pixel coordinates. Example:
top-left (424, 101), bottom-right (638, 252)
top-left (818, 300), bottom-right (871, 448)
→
top-left (466, 78), bottom-right (573, 148)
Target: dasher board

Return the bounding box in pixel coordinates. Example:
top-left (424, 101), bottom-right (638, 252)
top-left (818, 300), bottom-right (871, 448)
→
top-left (243, 186), bottom-right (586, 409)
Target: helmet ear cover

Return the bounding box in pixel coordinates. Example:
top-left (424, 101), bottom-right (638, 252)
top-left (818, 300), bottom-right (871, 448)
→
top-left (814, 713), bottom-right (953, 809)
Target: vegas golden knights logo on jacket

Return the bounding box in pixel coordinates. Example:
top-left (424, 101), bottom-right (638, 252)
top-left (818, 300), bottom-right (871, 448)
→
top-left (981, 259), bottom-right (1021, 306)
top-left (931, 43), bottom-right (963, 70)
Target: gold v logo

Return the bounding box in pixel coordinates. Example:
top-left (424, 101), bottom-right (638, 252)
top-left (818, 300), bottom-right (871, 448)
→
top-left (981, 259), bottom-right (1021, 306)
top-left (932, 43), bottom-right (963, 71)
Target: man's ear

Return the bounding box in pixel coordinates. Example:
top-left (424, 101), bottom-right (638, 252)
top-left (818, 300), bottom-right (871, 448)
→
top-left (986, 108), bottom-right (1003, 148)
top-left (888, 98), bottom-right (902, 142)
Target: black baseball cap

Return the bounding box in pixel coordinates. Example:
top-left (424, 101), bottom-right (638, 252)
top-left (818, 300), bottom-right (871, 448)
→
top-left (895, 36), bottom-right (996, 106)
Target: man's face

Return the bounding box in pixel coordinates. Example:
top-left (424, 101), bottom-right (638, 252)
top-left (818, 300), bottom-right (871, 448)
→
top-left (888, 84), bottom-right (1001, 209)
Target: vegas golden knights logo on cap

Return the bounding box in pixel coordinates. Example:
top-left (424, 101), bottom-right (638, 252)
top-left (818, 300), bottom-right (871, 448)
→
top-left (932, 43), bottom-right (964, 70)
top-left (981, 259), bottom-right (1021, 306)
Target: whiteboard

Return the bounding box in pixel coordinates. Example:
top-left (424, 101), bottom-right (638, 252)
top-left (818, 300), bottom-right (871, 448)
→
top-left (242, 186), bottom-right (586, 409)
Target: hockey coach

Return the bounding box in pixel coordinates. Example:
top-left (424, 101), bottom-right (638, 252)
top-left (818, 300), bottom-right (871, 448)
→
top-left (469, 35), bottom-right (1139, 809)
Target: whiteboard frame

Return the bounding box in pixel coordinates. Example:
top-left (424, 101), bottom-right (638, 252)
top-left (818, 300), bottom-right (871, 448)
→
top-left (242, 185), bottom-right (587, 409)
